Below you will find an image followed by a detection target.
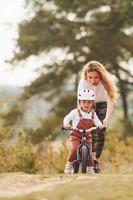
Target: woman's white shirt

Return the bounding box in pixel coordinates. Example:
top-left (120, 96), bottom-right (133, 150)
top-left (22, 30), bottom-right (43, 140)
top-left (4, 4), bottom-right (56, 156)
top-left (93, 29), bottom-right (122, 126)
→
top-left (78, 79), bottom-right (108, 103)
top-left (63, 109), bottom-right (102, 128)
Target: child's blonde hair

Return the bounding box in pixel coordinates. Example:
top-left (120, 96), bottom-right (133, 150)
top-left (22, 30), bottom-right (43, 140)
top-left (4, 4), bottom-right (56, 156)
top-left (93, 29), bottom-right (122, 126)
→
top-left (82, 60), bottom-right (119, 102)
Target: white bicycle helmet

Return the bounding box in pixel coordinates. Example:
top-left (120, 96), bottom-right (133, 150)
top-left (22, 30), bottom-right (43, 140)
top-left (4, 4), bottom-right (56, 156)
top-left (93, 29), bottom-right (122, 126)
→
top-left (78, 89), bottom-right (95, 100)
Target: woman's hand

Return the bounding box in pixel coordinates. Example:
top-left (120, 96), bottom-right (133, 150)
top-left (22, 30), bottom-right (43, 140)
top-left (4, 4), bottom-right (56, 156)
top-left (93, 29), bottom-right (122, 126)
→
top-left (103, 118), bottom-right (108, 127)
top-left (98, 124), bottom-right (105, 129)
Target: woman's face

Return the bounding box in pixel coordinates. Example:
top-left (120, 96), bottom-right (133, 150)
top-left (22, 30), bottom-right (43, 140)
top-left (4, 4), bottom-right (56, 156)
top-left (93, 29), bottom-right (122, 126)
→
top-left (87, 71), bottom-right (100, 86)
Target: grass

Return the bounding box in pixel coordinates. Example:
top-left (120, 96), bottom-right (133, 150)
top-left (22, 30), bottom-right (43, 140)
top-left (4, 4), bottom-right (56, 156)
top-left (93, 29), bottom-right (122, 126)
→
top-left (1, 173), bottom-right (133, 200)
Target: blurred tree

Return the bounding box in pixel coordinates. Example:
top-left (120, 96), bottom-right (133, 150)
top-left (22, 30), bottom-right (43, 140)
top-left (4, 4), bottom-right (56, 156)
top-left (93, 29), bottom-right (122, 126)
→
top-left (23, 92), bottom-right (76, 144)
top-left (12, 0), bottom-right (133, 120)
top-left (0, 92), bottom-right (13, 141)
top-left (8, 0), bottom-right (133, 135)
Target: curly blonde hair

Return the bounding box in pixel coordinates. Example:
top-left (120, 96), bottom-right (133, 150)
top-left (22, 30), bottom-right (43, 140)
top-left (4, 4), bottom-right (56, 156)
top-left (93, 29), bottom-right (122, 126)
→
top-left (82, 61), bottom-right (119, 102)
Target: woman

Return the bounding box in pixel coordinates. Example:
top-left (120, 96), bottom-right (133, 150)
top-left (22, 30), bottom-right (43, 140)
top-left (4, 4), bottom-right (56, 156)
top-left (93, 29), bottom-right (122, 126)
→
top-left (77, 60), bottom-right (118, 173)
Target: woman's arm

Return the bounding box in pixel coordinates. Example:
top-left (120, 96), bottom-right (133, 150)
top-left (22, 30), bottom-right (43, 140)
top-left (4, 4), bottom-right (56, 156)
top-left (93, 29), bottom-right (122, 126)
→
top-left (103, 97), bottom-right (114, 127)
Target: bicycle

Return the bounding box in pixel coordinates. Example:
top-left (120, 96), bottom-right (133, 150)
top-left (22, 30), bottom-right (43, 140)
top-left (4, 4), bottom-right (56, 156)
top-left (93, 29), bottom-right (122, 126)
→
top-left (62, 126), bottom-right (98, 174)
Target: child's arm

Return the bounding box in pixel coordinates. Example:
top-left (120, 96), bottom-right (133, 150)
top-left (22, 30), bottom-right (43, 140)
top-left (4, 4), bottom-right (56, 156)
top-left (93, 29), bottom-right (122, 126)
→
top-left (103, 96), bottom-right (114, 127)
top-left (93, 111), bottom-right (105, 129)
top-left (63, 124), bottom-right (71, 129)
top-left (63, 110), bottom-right (75, 128)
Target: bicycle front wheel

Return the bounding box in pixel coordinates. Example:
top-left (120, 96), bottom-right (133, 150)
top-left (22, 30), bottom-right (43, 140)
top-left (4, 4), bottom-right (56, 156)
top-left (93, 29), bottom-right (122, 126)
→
top-left (81, 146), bottom-right (88, 173)
top-left (73, 160), bottom-right (79, 174)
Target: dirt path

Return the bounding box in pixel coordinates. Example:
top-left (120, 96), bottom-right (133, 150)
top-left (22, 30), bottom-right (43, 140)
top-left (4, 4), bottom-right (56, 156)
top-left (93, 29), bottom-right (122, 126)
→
top-left (0, 173), bottom-right (133, 200)
top-left (0, 173), bottom-right (71, 198)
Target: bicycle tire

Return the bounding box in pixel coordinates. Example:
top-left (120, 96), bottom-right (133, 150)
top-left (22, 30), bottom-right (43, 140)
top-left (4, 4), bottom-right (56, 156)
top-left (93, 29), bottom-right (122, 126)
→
top-left (81, 145), bottom-right (88, 173)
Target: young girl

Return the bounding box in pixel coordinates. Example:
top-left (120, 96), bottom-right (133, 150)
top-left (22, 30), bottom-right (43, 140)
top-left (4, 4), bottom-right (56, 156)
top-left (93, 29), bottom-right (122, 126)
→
top-left (78, 60), bottom-right (118, 172)
top-left (63, 89), bottom-right (104, 174)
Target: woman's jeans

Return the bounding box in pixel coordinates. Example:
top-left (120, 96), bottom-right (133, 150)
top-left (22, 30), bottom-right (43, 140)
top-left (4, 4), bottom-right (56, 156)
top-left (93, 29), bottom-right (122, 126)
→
top-left (92, 102), bottom-right (107, 159)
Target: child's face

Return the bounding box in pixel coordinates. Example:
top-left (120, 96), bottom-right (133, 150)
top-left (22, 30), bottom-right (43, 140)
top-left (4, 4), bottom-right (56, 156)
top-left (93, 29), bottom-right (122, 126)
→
top-left (87, 71), bottom-right (100, 86)
top-left (79, 100), bottom-right (93, 112)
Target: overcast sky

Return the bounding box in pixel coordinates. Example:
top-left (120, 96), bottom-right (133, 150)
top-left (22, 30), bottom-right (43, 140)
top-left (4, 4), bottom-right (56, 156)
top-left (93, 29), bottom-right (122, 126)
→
top-left (0, 0), bottom-right (39, 86)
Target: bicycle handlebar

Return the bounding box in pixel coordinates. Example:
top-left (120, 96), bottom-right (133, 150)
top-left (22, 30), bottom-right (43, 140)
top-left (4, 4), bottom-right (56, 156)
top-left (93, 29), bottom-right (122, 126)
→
top-left (61, 126), bottom-right (99, 133)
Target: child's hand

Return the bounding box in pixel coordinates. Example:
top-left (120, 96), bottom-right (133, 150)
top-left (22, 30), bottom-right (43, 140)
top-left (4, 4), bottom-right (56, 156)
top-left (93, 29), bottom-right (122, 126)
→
top-left (63, 124), bottom-right (71, 129)
top-left (98, 124), bottom-right (105, 129)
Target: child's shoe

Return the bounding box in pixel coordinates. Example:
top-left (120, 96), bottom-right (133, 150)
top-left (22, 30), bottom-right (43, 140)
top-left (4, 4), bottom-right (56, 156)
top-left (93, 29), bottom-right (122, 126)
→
top-left (93, 160), bottom-right (101, 173)
top-left (64, 162), bottom-right (72, 174)
top-left (87, 166), bottom-right (94, 174)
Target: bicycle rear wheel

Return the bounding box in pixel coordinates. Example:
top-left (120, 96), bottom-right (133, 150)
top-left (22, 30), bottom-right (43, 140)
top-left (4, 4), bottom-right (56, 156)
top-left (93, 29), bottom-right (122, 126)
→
top-left (81, 146), bottom-right (88, 173)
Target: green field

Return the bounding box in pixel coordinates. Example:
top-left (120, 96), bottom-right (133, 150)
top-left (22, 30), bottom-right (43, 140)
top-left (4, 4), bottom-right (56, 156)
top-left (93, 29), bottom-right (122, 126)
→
top-left (1, 174), bottom-right (133, 200)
